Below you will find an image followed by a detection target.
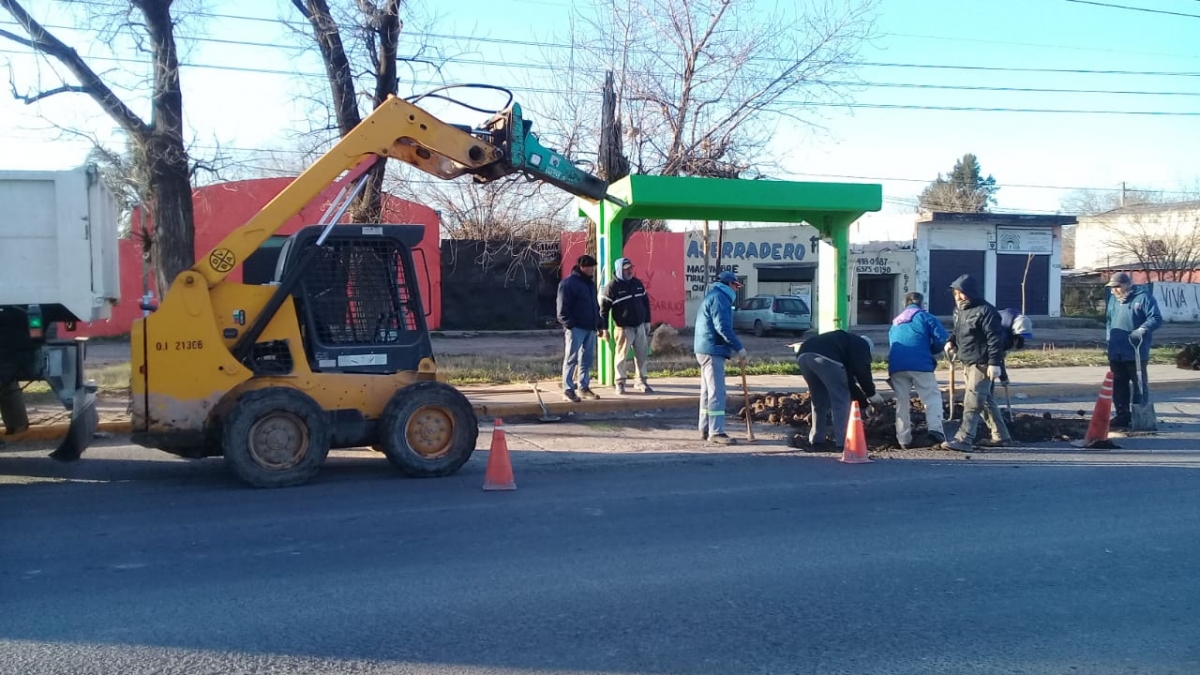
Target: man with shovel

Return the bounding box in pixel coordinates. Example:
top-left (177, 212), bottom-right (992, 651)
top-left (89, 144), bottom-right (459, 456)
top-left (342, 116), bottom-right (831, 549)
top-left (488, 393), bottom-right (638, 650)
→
top-left (1104, 272), bottom-right (1162, 429)
top-left (940, 274), bottom-right (1011, 452)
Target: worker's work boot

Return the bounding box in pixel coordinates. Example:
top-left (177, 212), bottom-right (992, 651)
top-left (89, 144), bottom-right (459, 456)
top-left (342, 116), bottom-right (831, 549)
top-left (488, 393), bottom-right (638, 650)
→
top-left (615, 383), bottom-right (626, 395)
top-left (939, 438), bottom-right (974, 452)
top-left (709, 433), bottom-right (737, 445)
top-left (637, 382), bottom-right (653, 393)
top-left (563, 390), bottom-right (581, 403)
top-left (580, 389), bottom-right (601, 400)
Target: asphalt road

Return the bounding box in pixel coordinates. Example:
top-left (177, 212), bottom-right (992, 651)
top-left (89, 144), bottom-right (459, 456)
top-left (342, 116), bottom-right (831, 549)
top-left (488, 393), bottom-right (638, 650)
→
top-left (2, 439), bottom-right (1199, 674)
top-left (78, 321), bottom-right (1200, 367)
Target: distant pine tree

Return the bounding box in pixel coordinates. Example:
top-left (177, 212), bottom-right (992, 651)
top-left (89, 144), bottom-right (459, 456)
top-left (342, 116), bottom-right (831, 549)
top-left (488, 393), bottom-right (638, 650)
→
top-left (918, 153), bottom-right (999, 212)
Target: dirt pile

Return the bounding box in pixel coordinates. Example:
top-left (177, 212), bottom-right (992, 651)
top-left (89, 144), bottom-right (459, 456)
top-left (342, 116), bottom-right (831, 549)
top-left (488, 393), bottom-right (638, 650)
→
top-left (1176, 343), bottom-right (1200, 370)
top-left (737, 391), bottom-right (1090, 451)
top-left (650, 323), bottom-right (687, 356)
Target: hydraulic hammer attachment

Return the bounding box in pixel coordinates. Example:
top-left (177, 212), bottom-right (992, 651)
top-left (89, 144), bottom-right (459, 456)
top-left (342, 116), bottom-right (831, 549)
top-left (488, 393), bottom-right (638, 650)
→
top-left (477, 103), bottom-right (617, 205)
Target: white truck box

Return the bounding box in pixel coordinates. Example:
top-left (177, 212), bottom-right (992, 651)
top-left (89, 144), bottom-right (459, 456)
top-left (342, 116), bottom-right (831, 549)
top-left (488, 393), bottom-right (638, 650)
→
top-left (0, 165), bottom-right (120, 321)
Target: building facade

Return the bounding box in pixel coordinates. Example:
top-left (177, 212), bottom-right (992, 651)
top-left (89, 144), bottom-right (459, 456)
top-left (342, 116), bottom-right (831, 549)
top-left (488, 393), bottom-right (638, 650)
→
top-left (1073, 201), bottom-right (1200, 280)
top-left (848, 211), bottom-right (1074, 322)
top-left (681, 224), bottom-right (821, 325)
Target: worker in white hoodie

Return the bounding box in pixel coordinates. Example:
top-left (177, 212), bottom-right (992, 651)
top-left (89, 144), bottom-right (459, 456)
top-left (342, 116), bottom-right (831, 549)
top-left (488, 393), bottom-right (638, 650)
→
top-left (599, 257), bottom-right (654, 395)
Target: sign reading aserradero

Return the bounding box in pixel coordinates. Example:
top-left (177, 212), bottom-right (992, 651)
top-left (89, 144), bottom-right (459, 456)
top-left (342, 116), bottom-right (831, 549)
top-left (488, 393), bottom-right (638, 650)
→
top-left (686, 239), bottom-right (811, 262)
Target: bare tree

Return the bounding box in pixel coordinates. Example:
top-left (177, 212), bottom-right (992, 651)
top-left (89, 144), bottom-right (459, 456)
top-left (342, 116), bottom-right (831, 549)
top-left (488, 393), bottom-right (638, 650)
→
top-left (288, 0), bottom-right (405, 223)
top-left (1103, 208), bottom-right (1200, 282)
top-left (547, 0), bottom-right (878, 181)
top-left (1, 0), bottom-right (196, 290)
top-left (1060, 185), bottom-right (1171, 216)
top-left (395, 173), bottom-right (569, 243)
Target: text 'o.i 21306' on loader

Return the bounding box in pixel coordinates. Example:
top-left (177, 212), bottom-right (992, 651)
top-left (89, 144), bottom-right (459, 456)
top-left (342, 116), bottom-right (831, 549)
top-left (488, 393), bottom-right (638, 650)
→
top-left (127, 88), bottom-right (623, 488)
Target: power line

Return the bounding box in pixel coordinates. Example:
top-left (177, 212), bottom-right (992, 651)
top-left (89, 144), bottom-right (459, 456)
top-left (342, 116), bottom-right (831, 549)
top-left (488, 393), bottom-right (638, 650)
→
top-left (789, 171), bottom-right (1198, 195)
top-left (4, 48), bottom-right (1199, 116)
top-left (8, 22), bottom-right (1200, 97)
top-left (11, 14), bottom-right (1200, 79)
top-left (1063, 0), bottom-right (1200, 19)
top-left (884, 31), bottom-right (1199, 61)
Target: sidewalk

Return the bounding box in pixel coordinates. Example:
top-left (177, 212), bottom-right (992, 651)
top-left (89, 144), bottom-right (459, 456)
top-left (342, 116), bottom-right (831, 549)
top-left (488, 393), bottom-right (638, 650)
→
top-left (10, 364), bottom-right (1198, 443)
top-left (460, 363), bottom-right (1200, 419)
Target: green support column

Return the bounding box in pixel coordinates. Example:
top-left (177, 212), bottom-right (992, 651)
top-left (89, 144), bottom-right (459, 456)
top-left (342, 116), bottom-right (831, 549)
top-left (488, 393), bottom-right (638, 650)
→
top-left (578, 174), bottom-right (881, 382)
top-left (816, 217), bottom-right (852, 333)
top-left (595, 200), bottom-right (620, 387)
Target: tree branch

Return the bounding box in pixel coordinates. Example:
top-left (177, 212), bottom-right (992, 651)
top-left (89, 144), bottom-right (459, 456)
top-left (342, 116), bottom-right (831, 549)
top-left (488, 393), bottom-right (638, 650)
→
top-left (0, 0), bottom-right (150, 139)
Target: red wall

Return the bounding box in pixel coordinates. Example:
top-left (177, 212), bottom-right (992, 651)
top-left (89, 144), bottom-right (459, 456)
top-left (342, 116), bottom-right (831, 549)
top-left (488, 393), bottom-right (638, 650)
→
top-left (561, 231), bottom-right (686, 328)
top-left (67, 178), bottom-right (442, 337)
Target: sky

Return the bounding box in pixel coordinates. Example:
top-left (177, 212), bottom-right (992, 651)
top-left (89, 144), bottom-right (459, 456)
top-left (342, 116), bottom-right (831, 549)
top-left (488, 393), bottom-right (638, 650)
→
top-left (0, 0), bottom-right (1197, 217)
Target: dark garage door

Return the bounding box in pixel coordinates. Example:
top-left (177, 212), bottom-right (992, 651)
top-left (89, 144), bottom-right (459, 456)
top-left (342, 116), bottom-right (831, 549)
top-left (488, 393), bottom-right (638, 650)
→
top-left (996, 254), bottom-right (1049, 315)
top-left (928, 250), bottom-right (985, 316)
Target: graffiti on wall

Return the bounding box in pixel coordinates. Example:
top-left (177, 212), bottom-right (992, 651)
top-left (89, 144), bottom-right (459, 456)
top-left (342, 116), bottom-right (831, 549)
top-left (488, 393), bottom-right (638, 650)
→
top-left (561, 232), bottom-right (687, 328)
top-left (1153, 282), bottom-right (1200, 322)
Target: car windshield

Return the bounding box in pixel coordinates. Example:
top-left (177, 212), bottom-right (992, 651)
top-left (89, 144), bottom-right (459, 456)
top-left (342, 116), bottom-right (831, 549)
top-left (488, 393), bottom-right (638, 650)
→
top-left (774, 298), bottom-right (808, 313)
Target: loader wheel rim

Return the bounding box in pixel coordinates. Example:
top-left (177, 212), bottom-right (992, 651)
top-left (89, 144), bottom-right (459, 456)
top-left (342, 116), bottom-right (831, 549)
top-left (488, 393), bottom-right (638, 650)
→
top-left (248, 411), bottom-right (310, 470)
top-left (406, 405), bottom-right (455, 459)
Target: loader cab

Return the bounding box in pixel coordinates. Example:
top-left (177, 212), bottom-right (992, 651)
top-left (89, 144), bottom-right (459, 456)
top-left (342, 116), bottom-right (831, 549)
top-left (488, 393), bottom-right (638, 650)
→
top-left (272, 224), bottom-right (434, 376)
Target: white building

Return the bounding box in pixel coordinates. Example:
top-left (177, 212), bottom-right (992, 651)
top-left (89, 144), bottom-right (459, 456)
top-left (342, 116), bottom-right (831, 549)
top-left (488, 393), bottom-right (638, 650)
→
top-left (849, 211), bottom-right (1075, 320)
top-left (681, 224), bottom-right (820, 325)
top-left (1073, 201), bottom-right (1200, 273)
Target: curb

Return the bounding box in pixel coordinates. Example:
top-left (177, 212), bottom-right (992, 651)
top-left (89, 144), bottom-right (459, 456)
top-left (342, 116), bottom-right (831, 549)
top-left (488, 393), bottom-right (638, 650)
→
top-left (9, 378), bottom-right (1197, 444)
top-left (5, 421), bottom-right (134, 444)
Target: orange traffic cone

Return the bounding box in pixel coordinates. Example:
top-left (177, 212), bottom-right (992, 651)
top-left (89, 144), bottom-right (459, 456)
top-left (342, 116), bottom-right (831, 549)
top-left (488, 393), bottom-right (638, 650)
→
top-left (483, 418), bottom-right (516, 491)
top-left (840, 401), bottom-right (872, 464)
top-left (1072, 372), bottom-right (1114, 449)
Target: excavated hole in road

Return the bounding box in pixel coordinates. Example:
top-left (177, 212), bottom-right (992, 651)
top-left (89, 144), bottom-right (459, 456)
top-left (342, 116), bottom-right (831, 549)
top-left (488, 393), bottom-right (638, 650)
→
top-left (736, 392), bottom-right (1091, 451)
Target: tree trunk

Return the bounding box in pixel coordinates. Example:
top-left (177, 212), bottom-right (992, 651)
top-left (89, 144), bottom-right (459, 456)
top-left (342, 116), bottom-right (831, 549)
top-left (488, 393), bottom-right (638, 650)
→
top-left (1020, 253), bottom-right (1033, 315)
top-left (139, 0), bottom-right (195, 289)
top-left (143, 133), bottom-right (196, 291)
top-left (716, 221), bottom-right (725, 279)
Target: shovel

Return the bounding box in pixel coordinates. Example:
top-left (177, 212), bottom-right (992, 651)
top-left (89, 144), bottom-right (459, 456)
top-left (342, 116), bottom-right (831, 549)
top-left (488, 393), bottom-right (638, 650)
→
top-left (1130, 335), bottom-right (1157, 431)
top-left (740, 360), bottom-right (755, 444)
top-left (945, 354), bottom-right (956, 422)
top-left (1000, 371), bottom-right (1014, 424)
top-left (529, 383), bottom-right (562, 423)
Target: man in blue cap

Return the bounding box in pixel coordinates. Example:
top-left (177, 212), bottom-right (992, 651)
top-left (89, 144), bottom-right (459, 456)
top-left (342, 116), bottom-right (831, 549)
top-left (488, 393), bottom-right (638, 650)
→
top-left (1105, 272), bottom-right (1162, 428)
top-left (693, 270), bottom-right (747, 445)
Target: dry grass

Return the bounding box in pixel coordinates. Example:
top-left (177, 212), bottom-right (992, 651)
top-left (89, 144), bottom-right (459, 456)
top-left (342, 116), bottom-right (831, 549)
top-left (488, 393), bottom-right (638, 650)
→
top-left (16, 346), bottom-right (1174, 393)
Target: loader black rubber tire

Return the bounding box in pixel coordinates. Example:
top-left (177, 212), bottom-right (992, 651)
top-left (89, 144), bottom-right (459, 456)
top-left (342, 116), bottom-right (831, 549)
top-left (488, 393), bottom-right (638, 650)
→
top-left (379, 381), bottom-right (478, 478)
top-left (0, 380), bottom-right (29, 436)
top-left (221, 388), bottom-right (330, 488)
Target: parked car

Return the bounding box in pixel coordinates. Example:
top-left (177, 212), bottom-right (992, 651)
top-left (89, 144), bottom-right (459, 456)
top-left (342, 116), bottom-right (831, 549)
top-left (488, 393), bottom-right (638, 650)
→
top-left (733, 294), bottom-right (812, 337)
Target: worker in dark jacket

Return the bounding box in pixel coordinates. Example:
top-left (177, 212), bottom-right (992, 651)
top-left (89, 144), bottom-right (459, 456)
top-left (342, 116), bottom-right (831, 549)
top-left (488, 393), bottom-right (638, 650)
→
top-left (941, 274), bottom-right (1010, 451)
top-left (1105, 272), bottom-right (1163, 428)
top-left (797, 330), bottom-right (882, 450)
top-left (557, 254), bottom-right (604, 402)
top-left (600, 257), bottom-right (653, 395)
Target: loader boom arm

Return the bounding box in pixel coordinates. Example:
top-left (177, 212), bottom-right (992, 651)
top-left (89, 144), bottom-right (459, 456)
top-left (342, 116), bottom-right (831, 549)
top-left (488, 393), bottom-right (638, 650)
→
top-left (194, 95), bottom-right (603, 288)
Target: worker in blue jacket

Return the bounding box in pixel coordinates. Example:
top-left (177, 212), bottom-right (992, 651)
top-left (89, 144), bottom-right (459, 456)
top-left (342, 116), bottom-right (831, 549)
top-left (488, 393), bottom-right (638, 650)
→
top-left (887, 292), bottom-right (950, 448)
top-left (693, 271), bottom-right (747, 445)
top-left (1105, 272), bottom-right (1163, 428)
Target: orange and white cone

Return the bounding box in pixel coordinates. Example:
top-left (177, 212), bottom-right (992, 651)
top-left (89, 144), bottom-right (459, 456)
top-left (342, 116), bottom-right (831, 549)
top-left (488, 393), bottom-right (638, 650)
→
top-left (840, 401), bottom-right (872, 464)
top-left (1072, 372), bottom-right (1114, 449)
top-left (483, 418), bottom-right (516, 490)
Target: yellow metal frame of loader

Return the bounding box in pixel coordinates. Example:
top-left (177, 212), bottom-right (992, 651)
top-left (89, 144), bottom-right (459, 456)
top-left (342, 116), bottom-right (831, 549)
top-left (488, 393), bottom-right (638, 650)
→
top-left (130, 95), bottom-right (509, 450)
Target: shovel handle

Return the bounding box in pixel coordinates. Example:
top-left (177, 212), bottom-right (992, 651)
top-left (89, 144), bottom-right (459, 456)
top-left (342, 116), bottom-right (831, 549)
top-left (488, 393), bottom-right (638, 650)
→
top-left (741, 364), bottom-right (755, 442)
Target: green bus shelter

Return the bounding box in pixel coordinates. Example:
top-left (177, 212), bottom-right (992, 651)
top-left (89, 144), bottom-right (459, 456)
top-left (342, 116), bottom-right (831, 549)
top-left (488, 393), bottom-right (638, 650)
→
top-left (577, 174), bottom-right (882, 387)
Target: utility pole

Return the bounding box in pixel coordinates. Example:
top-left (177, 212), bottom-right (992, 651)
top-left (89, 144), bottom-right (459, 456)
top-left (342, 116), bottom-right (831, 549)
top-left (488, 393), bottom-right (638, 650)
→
top-left (1120, 182), bottom-right (1126, 208)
